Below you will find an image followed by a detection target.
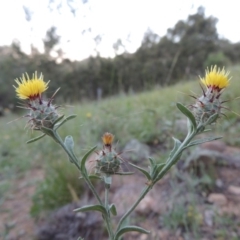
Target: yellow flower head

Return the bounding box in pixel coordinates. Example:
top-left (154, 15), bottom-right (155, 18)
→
top-left (102, 132), bottom-right (114, 146)
top-left (13, 72), bottom-right (49, 100)
top-left (86, 112), bottom-right (92, 118)
top-left (200, 66), bottom-right (231, 91)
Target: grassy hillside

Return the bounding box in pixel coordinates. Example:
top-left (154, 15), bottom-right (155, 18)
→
top-left (1, 65), bottom-right (240, 216)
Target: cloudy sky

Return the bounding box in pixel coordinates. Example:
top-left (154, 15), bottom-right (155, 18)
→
top-left (1, 0), bottom-right (239, 60)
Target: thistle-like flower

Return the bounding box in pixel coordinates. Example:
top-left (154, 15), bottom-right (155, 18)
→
top-left (192, 66), bottom-right (231, 125)
top-left (13, 72), bottom-right (60, 130)
top-left (14, 72), bottom-right (49, 100)
top-left (200, 66), bottom-right (230, 92)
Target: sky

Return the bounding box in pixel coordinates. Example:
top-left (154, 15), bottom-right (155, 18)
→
top-left (0, 0), bottom-right (240, 61)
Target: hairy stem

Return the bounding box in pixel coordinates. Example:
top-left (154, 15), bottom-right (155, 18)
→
top-left (53, 130), bottom-right (103, 205)
top-left (154, 130), bottom-right (195, 183)
top-left (104, 185), bottom-right (114, 239)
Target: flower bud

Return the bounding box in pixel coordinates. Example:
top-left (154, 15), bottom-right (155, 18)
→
top-left (95, 133), bottom-right (121, 175)
top-left (28, 99), bottom-right (60, 129)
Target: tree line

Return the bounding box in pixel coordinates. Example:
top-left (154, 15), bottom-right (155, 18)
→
top-left (0, 7), bottom-right (240, 110)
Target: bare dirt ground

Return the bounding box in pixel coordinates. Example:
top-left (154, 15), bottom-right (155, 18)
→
top-left (1, 141), bottom-right (240, 240)
top-left (0, 168), bottom-right (44, 240)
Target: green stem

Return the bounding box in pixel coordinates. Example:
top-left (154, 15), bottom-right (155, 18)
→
top-left (115, 185), bottom-right (151, 235)
top-left (104, 187), bottom-right (114, 239)
top-left (53, 130), bottom-right (115, 239)
top-left (53, 130), bottom-right (103, 205)
top-left (115, 127), bottom-right (197, 236)
top-left (103, 175), bottom-right (114, 239)
top-left (105, 186), bottom-right (109, 209)
top-left (154, 130), bottom-right (196, 183)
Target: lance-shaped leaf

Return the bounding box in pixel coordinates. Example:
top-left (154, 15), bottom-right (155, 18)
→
top-left (155, 162), bottom-right (165, 172)
top-left (204, 113), bottom-right (219, 126)
top-left (109, 203), bottom-right (117, 216)
top-left (26, 133), bottom-right (46, 144)
top-left (41, 126), bottom-right (55, 138)
top-left (148, 157), bottom-right (156, 166)
top-left (148, 157), bottom-right (157, 176)
top-left (114, 172), bottom-right (134, 175)
top-left (52, 114), bottom-right (65, 125)
top-left (80, 146), bottom-right (97, 175)
top-left (74, 204), bottom-right (107, 215)
top-left (54, 114), bottom-right (77, 130)
top-left (79, 175), bottom-right (102, 180)
top-left (168, 137), bottom-right (182, 160)
top-left (150, 162), bottom-right (165, 180)
top-left (176, 103), bottom-right (196, 130)
top-left (203, 129), bottom-right (211, 133)
top-left (184, 136), bottom-right (222, 149)
top-left (196, 124), bottom-right (205, 133)
top-left (129, 162), bottom-right (151, 180)
top-left (114, 226), bottom-right (150, 240)
top-left (64, 135), bottom-right (76, 163)
top-left (104, 175), bottom-right (112, 185)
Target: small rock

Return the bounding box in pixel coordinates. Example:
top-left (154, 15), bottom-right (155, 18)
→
top-left (136, 195), bottom-right (156, 214)
top-left (158, 229), bottom-right (170, 240)
top-left (204, 209), bottom-right (214, 227)
top-left (228, 185), bottom-right (240, 195)
top-left (18, 229), bottom-right (26, 236)
top-left (208, 193), bottom-right (227, 206)
top-left (215, 179), bottom-right (224, 188)
top-left (201, 141), bottom-right (226, 152)
top-left (174, 119), bottom-right (188, 135)
top-left (122, 139), bottom-right (150, 162)
top-left (35, 202), bottom-right (104, 240)
top-left (178, 237), bottom-right (184, 240)
top-left (139, 234), bottom-right (148, 240)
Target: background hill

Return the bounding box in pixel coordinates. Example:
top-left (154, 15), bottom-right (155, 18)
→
top-left (1, 7), bottom-right (240, 111)
top-left (0, 65), bottom-right (240, 239)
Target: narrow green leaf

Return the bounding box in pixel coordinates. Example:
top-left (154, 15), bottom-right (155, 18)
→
top-left (176, 103), bottom-right (196, 130)
top-left (129, 163), bottom-right (151, 180)
top-left (54, 114), bottom-right (77, 130)
top-left (79, 175), bottom-right (102, 180)
top-left (109, 204), bottom-right (117, 216)
top-left (26, 134), bottom-right (46, 144)
top-left (168, 137), bottom-right (182, 160)
top-left (64, 135), bottom-right (74, 149)
top-left (74, 204), bottom-right (107, 215)
top-left (80, 146), bottom-right (97, 175)
top-left (197, 124), bottom-right (205, 133)
top-left (52, 114), bottom-right (65, 125)
top-left (64, 135), bottom-right (75, 163)
top-left (203, 129), bottom-right (211, 133)
top-left (115, 172), bottom-right (134, 175)
top-left (41, 126), bottom-right (55, 138)
top-left (114, 226), bottom-right (150, 240)
top-left (150, 162), bottom-right (166, 180)
top-left (185, 136), bottom-right (222, 149)
top-left (149, 164), bottom-right (158, 178)
top-left (204, 113), bottom-right (219, 126)
top-left (156, 163), bottom-right (165, 172)
top-left (148, 157), bottom-right (156, 166)
top-left (104, 175), bottom-right (112, 185)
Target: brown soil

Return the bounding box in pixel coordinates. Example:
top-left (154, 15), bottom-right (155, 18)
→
top-left (1, 143), bottom-right (240, 240)
top-left (0, 168), bottom-right (44, 240)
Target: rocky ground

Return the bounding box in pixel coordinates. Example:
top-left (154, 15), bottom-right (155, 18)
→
top-left (1, 140), bottom-right (240, 240)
